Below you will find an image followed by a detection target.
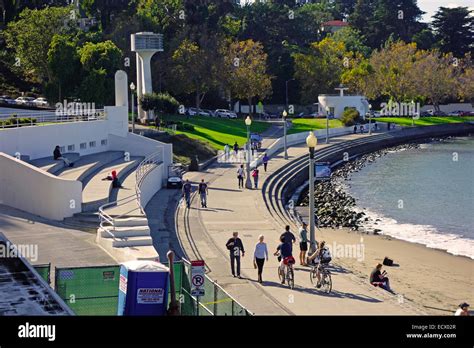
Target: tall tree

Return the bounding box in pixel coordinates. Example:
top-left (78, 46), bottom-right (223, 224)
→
top-left (293, 37), bottom-right (353, 103)
top-left (410, 50), bottom-right (459, 111)
top-left (171, 39), bottom-right (217, 109)
top-left (3, 6), bottom-right (72, 83)
top-left (222, 39), bottom-right (272, 115)
top-left (47, 34), bottom-right (81, 102)
top-left (432, 7), bottom-right (474, 57)
top-left (350, 0), bottom-right (424, 49)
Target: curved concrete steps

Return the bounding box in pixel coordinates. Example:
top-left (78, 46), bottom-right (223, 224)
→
top-left (81, 156), bottom-right (143, 212)
top-left (30, 153), bottom-right (80, 174)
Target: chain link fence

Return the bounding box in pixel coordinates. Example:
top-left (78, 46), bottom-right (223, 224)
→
top-left (51, 261), bottom-right (251, 316)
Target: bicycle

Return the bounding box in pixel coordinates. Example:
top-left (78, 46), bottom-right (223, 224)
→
top-left (277, 256), bottom-right (295, 289)
top-left (310, 261), bottom-right (332, 293)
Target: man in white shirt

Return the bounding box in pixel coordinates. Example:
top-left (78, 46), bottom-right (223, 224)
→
top-left (237, 164), bottom-right (245, 189)
top-left (455, 303), bottom-right (470, 316)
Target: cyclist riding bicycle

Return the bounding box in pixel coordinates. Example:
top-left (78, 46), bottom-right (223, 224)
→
top-left (308, 241), bottom-right (332, 288)
top-left (274, 241), bottom-right (295, 285)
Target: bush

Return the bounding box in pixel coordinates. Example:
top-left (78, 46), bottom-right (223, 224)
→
top-left (341, 108), bottom-right (361, 126)
top-left (0, 116), bottom-right (36, 127)
top-left (140, 92), bottom-right (180, 114)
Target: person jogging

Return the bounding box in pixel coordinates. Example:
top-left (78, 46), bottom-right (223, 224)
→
top-left (226, 232), bottom-right (245, 278)
top-left (182, 179), bottom-right (192, 208)
top-left (237, 164), bottom-right (245, 189)
top-left (198, 179), bottom-right (208, 208)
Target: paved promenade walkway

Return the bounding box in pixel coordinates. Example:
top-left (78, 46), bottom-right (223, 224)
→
top-left (177, 129), bottom-right (425, 315)
top-left (0, 204), bottom-right (116, 286)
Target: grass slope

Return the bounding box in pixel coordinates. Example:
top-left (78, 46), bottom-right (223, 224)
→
top-left (161, 114), bottom-right (271, 150)
top-left (288, 118), bottom-right (343, 135)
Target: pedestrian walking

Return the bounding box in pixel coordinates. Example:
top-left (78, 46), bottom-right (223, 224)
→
top-left (280, 225), bottom-right (296, 250)
top-left (224, 144), bottom-right (230, 162)
top-left (262, 153), bottom-right (269, 172)
top-left (353, 125), bottom-right (357, 134)
top-left (253, 235), bottom-right (268, 283)
top-left (237, 164), bottom-right (245, 189)
top-left (252, 167), bottom-right (259, 189)
top-left (225, 232), bottom-right (245, 278)
top-left (299, 222), bottom-right (308, 266)
top-left (182, 179), bottom-right (192, 208)
top-left (359, 125), bottom-right (364, 134)
top-left (198, 179), bottom-right (208, 208)
top-left (233, 141), bottom-right (239, 155)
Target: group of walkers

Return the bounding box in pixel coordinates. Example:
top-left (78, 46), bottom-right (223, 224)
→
top-left (225, 223), bottom-right (332, 287)
top-left (235, 152), bottom-right (270, 190)
top-left (182, 178), bottom-right (208, 208)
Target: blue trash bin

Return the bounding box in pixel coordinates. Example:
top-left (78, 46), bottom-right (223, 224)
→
top-left (118, 260), bottom-right (170, 316)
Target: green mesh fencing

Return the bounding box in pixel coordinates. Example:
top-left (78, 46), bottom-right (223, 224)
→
top-left (33, 263), bottom-right (51, 285)
top-left (53, 261), bottom-right (251, 316)
top-left (55, 265), bottom-right (120, 315)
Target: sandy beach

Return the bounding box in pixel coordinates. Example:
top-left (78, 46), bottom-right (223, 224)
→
top-left (317, 226), bottom-right (474, 315)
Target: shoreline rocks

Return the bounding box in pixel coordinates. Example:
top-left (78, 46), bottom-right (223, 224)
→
top-left (298, 141), bottom-right (429, 234)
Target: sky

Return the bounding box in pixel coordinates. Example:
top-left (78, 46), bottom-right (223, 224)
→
top-left (418, 0), bottom-right (474, 21)
top-left (240, 1), bottom-right (474, 22)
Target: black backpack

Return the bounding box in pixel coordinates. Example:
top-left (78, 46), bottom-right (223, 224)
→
top-left (383, 257), bottom-right (393, 266)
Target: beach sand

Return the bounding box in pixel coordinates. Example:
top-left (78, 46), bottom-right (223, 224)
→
top-left (317, 227), bottom-right (474, 315)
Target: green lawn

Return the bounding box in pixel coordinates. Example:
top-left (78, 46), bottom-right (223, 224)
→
top-left (376, 116), bottom-right (474, 126)
top-left (288, 118), bottom-right (344, 135)
top-left (160, 114), bottom-right (272, 150)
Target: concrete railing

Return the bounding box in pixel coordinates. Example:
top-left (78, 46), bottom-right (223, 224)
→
top-left (0, 152), bottom-right (82, 220)
top-left (250, 126), bottom-right (355, 169)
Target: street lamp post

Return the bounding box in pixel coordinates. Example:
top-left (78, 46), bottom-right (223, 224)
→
top-left (306, 131), bottom-right (318, 255)
top-left (325, 106), bottom-right (330, 144)
top-left (130, 82), bottom-right (136, 133)
top-left (368, 103), bottom-right (372, 135)
top-left (283, 110), bottom-right (288, 159)
top-left (245, 116), bottom-right (253, 189)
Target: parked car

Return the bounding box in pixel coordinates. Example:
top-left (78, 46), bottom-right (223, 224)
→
top-left (203, 109), bottom-right (216, 117)
top-left (33, 97), bottom-right (49, 107)
top-left (215, 109), bottom-right (237, 118)
top-left (186, 107), bottom-right (199, 116)
top-left (448, 110), bottom-right (465, 116)
top-left (0, 95), bottom-right (16, 105)
top-left (370, 111), bottom-right (381, 118)
top-left (198, 109), bottom-right (211, 117)
top-left (15, 96), bottom-right (35, 106)
top-left (310, 111), bottom-right (326, 118)
top-left (420, 111), bottom-right (432, 117)
top-left (460, 111), bottom-right (474, 116)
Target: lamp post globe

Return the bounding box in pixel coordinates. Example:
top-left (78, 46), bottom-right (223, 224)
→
top-left (130, 83), bottom-right (136, 133)
top-left (245, 116), bottom-right (253, 189)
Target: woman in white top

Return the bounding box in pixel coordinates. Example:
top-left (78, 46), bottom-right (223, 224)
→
top-left (253, 235), bottom-right (269, 283)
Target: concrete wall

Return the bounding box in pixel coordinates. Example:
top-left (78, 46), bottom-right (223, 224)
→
top-left (109, 133), bottom-right (172, 180)
top-left (420, 103), bottom-right (473, 113)
top-left (0, 153), bottom-right (82, 220)
top-left (139, 163), bottom-right (164, 208)
top-left (250, 126), bottom-right (354, 169)
top-left (0, 106), bottom-right (128, 160)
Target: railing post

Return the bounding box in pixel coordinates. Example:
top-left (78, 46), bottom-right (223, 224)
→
top-left (231, 300), bottom-right (235, 316)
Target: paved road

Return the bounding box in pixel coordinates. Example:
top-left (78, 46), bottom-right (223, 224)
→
top-left (176, 130), bottom-right (425, 315)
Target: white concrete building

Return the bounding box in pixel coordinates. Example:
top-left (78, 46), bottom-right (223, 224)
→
top-left (318, 87), bottom-right (370, 119)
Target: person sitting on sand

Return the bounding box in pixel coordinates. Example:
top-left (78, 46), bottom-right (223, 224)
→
top-left (102, 170), bottom-right (123, 188)
top-left (454, 302), bottom-right (470, 316)
top-left (370, 263), bottom-right (392, 292)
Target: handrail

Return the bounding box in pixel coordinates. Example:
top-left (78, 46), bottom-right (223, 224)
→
top-left (98, 148), bottom-right (164, 238)
top-left (135, 148), bottom-right (164, 212)
top-left (0, 109), bottom-right (107, 128)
